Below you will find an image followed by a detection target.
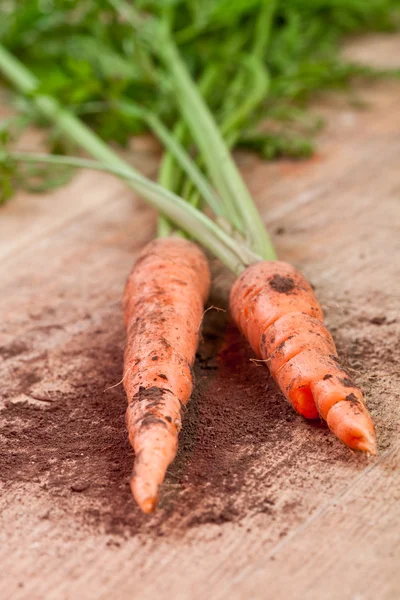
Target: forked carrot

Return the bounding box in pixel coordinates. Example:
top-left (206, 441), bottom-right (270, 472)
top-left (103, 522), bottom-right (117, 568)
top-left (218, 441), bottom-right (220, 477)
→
top-left (123, 237), bottom-right (211, 512)
top-left (230, 260), bottom-right (377, 454)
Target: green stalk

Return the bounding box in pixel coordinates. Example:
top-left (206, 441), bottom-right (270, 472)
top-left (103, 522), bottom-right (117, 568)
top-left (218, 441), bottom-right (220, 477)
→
top-left (149, 65), bottom-right (222, 235)
top-left (180, 56), bottom-right (269, 203)
top-left (151, 5), bottom-right (273, 219)
top-left (155, 121), bottom-right (185, 237)
top-left (116, 101), bottom-right (223, 217)
top-left (174, 1), bottom-right (276, 228)
top-left (109, 0), bottom-right (245, 231)
top-left (156, 35), bottom-right (277, 260)
top-left (220, 56), bottom-right (269, 139)
top-left (0, 45), bottom-right (259, 274)
top-left (253, 0), bottom-right (277, 60)
top-left (161, 1), bottom-right (277, 255)
top-left (157, 64), bottom-right (224, 227)
top-left (158, 37), bottom-right (244, 232)
top-left (155, 1), bottom-right (176, 237)
top-left (154, 65), bottom-right (222, 211)
top-left (156, 146), bottom-right (175, 237)
top-left (110, 0), bottom-right (245, 229)
top-left (171, 56), bottom-right (269, 222)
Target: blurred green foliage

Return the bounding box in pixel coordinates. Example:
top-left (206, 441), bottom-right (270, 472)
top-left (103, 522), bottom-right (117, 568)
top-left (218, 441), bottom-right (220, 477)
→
top-left (0, 0), bottom-right (399, 164)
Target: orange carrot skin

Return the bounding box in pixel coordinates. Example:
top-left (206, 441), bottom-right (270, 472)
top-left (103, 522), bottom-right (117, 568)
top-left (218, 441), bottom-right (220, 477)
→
top-left (123, 238), bottom-right (211, 512)
top-left (230, 261), bottom-right (376, 453)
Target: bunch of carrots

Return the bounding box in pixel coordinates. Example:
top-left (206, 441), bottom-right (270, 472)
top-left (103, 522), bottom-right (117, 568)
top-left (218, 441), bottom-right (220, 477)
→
top-left (0, 1), bottom-right (382, 513)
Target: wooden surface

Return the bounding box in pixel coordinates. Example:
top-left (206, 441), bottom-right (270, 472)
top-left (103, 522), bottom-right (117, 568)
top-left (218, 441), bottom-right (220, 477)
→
top-left (1, 36), bottom-right (400, 600)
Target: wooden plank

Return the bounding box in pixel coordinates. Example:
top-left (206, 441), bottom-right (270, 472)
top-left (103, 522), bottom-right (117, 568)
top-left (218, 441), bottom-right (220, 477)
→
top-left (228, 445), bottom-right (400, 600)
top-left (1, 34), bottom-right (400, 600)
top-left (0, 114), bottom-right (160, 263)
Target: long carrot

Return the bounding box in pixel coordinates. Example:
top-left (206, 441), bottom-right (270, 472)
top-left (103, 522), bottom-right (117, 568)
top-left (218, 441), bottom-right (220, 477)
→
top-left (230, 260), bottom-right (377, 454)
top-left (123, 237), bottom-right (211, 512)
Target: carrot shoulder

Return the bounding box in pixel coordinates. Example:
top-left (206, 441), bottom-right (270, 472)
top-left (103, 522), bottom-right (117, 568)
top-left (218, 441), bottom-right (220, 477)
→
top-left (230, 261), bottom-right (376, 454)
top-left (123, 237), bottom-right (211, 512)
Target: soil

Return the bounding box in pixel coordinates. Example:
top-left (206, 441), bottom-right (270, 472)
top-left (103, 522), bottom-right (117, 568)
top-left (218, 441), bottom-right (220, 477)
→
top-left (269, 274), bottom-right (296, 294)
top-left (0, 299), bottom-right (286, 537)
top-left (2, 274), bottom-right (395, 542)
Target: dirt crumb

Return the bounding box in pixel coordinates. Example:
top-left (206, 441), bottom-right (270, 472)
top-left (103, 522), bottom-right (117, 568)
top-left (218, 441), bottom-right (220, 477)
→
top-left (369, 316), bottom-right (386, 326)
top-left (71, 481), bottom-right (90, 493)
top-left (269, 274), bottom-right (296, 294)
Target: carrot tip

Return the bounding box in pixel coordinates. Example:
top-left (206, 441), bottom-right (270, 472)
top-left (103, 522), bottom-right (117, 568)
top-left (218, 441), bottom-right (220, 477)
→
top-left (353, 433), bottom-right (377, 455)
top-left (140, 496), bottom-right (158, 514)
top-left (130, 478), bottom-right (158, 514)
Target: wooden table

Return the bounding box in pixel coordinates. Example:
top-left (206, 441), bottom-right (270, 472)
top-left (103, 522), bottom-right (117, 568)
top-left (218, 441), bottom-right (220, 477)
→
top-left (1, 35), bottom-right (400, 600)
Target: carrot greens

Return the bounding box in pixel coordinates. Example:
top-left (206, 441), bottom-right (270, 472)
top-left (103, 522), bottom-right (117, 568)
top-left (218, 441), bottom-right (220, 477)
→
top-left (1, 1), bottom-right (398, 157)
top-left (0, 0), bottom-right (399, 244)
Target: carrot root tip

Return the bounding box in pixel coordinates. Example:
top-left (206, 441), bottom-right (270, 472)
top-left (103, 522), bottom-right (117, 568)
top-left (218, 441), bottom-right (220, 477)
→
top-left (326, 401), bottom-right (377, 455)
top-left (353, 432), bottom-right (377, 455)
top-left (130, 477), bottom-right (158, 514)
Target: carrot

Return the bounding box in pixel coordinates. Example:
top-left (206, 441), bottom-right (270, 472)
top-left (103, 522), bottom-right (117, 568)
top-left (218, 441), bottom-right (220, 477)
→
top-left (230, 260), bottom-right (376, 454)
top-left (123, 237), bottom-right (211, 513)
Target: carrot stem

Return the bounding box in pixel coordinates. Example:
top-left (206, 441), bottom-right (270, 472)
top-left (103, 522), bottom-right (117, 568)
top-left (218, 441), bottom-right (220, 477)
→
top-left (107, 0), bottom-right (277, 259)
top-left (253, 0), bottom-right (277, 60)
top-left (117, 101), bottom-right (223, 218)
top-left (219, 55), bottom-right (269, 139)
top-left (176, 55), bottom-right (270, 208)
top-left (158, 37), bottom-right (277, 260)
top-left (155, 121), bottom-right (184, 238)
